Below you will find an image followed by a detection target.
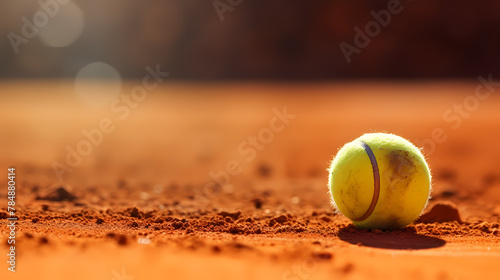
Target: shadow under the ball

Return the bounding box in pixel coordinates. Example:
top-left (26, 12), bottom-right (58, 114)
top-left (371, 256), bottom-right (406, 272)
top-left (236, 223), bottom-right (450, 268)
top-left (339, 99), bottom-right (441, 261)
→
top-left (337, 226), bottom-right (446, 250)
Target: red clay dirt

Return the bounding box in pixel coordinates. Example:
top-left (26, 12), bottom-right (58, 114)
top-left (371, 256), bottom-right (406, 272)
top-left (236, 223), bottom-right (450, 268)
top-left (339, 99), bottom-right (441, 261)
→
top-left (1, 82), bottom-right (500, 280)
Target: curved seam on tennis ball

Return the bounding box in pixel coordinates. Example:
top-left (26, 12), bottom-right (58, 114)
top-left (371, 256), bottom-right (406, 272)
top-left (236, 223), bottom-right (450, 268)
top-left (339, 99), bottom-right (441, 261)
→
top-left (351, 140), bottom-right (380, 222)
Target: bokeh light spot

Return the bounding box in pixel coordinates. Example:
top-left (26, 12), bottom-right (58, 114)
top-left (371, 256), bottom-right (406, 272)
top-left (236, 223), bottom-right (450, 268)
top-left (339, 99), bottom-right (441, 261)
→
top-left (37, 2), bottom-right (85, 48)
top-left (74, 62), bottom-right (122, 108)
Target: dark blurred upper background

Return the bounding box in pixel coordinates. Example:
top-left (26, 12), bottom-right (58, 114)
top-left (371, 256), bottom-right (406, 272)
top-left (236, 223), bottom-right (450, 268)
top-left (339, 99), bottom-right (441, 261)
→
top-left (1, 0), bottom-right (500, 80)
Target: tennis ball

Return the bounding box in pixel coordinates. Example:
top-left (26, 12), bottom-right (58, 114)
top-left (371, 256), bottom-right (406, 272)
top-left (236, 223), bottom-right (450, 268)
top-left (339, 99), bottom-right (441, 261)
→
top-left (328, 133), bottom-right (431, 229)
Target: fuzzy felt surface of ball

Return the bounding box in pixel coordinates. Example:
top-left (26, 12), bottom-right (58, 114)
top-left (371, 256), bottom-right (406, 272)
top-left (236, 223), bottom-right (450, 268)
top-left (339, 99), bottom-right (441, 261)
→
top-left (328, 133), bottom-right (431, 229)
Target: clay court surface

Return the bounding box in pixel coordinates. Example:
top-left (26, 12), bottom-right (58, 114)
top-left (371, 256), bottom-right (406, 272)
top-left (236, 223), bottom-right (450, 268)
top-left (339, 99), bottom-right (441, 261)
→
top-left (1, 81), bottom-right (500, 280)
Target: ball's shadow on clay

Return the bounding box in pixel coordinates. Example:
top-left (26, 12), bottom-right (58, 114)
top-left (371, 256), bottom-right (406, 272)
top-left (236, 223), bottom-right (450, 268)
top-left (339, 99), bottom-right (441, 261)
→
top-left (338, 226), bottom-right (446, 250)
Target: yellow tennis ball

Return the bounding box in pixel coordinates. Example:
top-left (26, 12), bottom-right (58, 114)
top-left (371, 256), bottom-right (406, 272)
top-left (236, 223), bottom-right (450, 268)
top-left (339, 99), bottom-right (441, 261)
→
top-left (328, 133), bottom-right (431, 229)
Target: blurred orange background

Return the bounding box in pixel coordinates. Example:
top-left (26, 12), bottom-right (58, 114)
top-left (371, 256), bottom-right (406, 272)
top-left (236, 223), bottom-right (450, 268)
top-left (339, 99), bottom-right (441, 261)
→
top-left (1, 0), bottom-right (500, 80)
